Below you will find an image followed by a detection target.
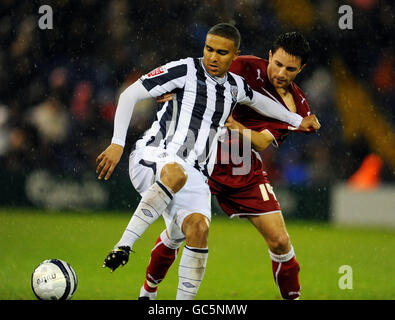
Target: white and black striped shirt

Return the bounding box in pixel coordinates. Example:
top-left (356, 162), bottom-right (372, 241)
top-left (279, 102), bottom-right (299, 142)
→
top-left (112, 57), bottom-right (303, 177)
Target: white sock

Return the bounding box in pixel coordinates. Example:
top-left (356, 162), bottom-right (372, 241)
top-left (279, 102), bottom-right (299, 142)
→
top-left (176, 245), bottom-right (208, 300)
top-left (116, 181), bottom-right (174, 249)
top-left (139, 285), bottom-right (157, 300)
top-left (268, 245), bottom-right (295, 263)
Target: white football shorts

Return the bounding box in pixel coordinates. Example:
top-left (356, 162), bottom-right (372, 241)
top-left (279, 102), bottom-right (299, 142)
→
top-left (129, 146), bottom-right (211, 241)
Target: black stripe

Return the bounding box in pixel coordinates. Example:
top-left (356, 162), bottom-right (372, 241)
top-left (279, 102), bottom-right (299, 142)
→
top-left (242, 77), bottom-right (254, 100)
top-left (165, 88), bottom-right (184, 147)
top-left (194, 160), bottom-right (209, 179)
top-left (185, 245), bottom-right (209, 254)
top-left (139, 159), bottom-right (157, 175)
top-left (50, 259), bottom-right (71, 300)
top-left (67, 262), bottom-right (78, 296)
top-left (227, 73), bottom-right (238, 108)
top-left (227, 72), bottom-right (237, 86)
top-left (201, 164), bottom-right (209, 178)
top-left (177, 58), bottom-right (207, 159)
top-left (212, 83), bottom-right (225, 125)
top-left (156, 181), bottom-right (173, 200)
top-left (146, 100), bottom-right (173, 148)
top-left (141, 64), bottom-right (187, 92)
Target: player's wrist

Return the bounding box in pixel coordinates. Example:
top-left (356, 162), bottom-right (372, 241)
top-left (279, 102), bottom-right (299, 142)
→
top-left (289, 113), bottom-right (303, 128)
top-left (111, 138), bottom-right (125, 148)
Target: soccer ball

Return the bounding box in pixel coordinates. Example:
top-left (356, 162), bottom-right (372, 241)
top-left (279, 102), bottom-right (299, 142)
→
top-left (31, 259), bottom-right (78, 300)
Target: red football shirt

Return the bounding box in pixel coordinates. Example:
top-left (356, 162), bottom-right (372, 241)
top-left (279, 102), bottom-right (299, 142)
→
top-left (209, 55), bottom-right (311, 189)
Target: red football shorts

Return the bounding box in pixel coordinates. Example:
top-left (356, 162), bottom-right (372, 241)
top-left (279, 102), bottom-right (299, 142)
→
top-left (208, 173), bottom-right (281, 218)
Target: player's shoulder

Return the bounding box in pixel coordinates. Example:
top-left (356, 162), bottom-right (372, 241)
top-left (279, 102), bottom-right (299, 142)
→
top-left (227, 71), bottom-right (248, 89)
top-left (234, 55), bottom-right (268, 68)
top-left (236, 55), bottom-right (266, 63)
top-left (291, 81), bottom-right (309, 103)
top-left (164, 57), bottom-right (194, 68)
top-left (142, 57), bottom-right (190, 80)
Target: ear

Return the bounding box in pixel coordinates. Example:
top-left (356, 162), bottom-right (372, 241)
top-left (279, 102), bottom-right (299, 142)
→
top-left (233, 49), bottom-right (240, 61)
top-left (268, 50), bottom-right (273, 61)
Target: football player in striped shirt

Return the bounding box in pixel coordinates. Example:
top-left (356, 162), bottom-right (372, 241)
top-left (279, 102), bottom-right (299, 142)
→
top-left (96, 24), bottom-right (320, 300)
top-left (138, 32), bottom-right (318, 300)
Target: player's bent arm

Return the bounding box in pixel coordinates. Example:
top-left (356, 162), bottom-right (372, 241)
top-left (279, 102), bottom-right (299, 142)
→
top-left (239, 128), bottom-right (274, 151)
top-left (245, 90), bottom-right (303, 129)
top-left (226, 115), bottom-right (274, 151)
top-left (250, 129), bottom-right (274, 151)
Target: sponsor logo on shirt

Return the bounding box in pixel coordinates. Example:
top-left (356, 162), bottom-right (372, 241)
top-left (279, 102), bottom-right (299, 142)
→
top-left (144, 66), bottom-right (168, 79)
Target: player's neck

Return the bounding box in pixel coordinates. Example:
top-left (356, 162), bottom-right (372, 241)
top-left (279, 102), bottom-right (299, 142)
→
top-left (275, 86), bottom-right (290, 97)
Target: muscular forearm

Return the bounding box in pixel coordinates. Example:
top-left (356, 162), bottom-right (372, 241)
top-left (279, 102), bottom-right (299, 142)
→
top-left (111, 80), bottom-right (152, 147)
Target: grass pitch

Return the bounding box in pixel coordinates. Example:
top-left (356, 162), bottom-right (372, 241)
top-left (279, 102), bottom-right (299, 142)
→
top-left (0, 208), bottom-right (394, 300)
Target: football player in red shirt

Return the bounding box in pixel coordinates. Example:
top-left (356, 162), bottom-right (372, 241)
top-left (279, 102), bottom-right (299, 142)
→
top-left (139, 32), bottom-right (318, 300)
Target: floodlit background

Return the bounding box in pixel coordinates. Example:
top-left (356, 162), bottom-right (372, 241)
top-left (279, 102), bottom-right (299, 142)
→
top-left (0, 0), bottom-right (394, 300)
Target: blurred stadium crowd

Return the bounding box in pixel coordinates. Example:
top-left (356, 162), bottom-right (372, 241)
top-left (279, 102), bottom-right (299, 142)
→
top-left (1, 0), bottom-right (394, 188)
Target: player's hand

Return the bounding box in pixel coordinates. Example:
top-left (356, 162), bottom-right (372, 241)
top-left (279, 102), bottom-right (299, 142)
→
top-left (96, 143), bottom-right (124, 180)
top-left (225, 115), bottom-right (244, 131)
top-left (156, 93), bottom-right (174, 104)
top-left (298, 114), bottom-right (321, 132)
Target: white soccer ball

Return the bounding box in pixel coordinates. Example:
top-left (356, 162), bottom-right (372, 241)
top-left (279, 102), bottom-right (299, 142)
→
top-left (31, 259), bottom-right (78, 300)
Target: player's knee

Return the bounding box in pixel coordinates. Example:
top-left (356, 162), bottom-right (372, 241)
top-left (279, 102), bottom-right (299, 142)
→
top-left (160, 162), bottom-right (188, 193)
top-left (183, 214), bottom-right (210, 247)
top-left (268, 233), bottom-right (291, 254)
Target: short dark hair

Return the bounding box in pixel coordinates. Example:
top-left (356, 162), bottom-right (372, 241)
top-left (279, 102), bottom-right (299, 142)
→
top-left (207, 23), bottom-right (241, 50)
top-left (272, 32), bottom-right (310, 66)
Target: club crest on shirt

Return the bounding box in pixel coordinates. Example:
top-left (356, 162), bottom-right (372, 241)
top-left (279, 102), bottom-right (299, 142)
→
top-left (143, 66), bottom-right (168, 79)
top-left (230, 86), bottom-right (238, 102)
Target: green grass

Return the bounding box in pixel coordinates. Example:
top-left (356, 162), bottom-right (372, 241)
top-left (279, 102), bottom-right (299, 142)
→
top-left (1, 208), bottom-right (394, 300)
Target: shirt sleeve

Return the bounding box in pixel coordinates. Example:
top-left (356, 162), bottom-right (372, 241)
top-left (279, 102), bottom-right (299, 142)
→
top-left (111, 80), bottom-right (152, 147)
top-left (139, 58), bottom-right (188, 97)
top-left (237, 78), bottom-right (303, 128)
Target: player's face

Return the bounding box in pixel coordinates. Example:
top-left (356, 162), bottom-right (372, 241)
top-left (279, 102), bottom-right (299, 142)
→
top-left (203, 34), bottom-right (239, 78)
top-left (267, 48), bottom-right (305, 89)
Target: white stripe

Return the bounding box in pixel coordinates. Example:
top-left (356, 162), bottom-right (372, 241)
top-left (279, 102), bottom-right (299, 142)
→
top-left (229, 210), bottom-right (282, 219)
top-left (261, 87), bottom-right (282, 104)
top-left (274, 262), bottom-right (282, 287)
top-left (269, 246), bottom-right (295, 263)
top-left (151, 240), bottom-right (163, 252)
top-left (164, 96), bottom-right (178, 141)
top-left (262, 129), bottom-right (279, 148)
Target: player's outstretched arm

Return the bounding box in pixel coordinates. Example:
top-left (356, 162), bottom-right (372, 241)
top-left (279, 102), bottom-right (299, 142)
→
top-left (242, 89), bottom-right (304, 129)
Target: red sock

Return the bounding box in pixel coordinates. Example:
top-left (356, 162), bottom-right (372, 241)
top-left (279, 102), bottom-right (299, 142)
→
top-left (272, 256), bottom-right (301, 300)
top-left (143, 235), bottom-right (179, 293)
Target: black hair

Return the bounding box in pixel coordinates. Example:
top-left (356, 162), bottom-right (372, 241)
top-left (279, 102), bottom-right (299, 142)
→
top-left (272, 32), bottom-right (310, 66)
top-left (207, 23), bottom-right (241, 50)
